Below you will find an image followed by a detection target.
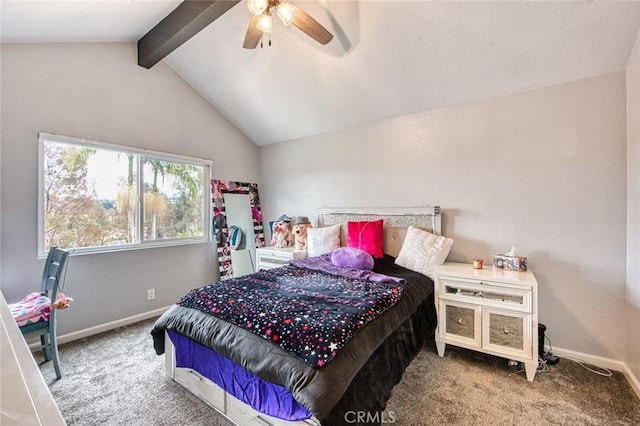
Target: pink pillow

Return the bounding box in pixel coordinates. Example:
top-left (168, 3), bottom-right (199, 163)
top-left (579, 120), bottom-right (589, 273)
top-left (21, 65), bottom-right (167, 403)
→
top-left (347, 219), bottom-right (384, 258)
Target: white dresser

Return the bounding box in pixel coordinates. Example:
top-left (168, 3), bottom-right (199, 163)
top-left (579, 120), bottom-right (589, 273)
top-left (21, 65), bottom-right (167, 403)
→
top-left (434, 262), bottom-right (539, 381)
top-left (1, 292), bottom-right (65, 425)
top-left (255, 246), bottom-right (307, 271)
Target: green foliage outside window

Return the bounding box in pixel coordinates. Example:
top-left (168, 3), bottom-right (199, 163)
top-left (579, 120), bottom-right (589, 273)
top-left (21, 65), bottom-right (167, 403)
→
top-left (40, 133), bottom-right (210, 254)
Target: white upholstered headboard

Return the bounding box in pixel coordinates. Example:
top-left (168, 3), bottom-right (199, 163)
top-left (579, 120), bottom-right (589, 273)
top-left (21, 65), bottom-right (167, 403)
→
top-left (317, 207), bottom-right (441, 258)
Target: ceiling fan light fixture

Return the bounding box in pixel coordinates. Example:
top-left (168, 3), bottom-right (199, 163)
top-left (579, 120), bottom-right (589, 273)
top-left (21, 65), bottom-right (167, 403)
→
top-left (256, 13), bottom-right (273, 33)
top-left (276, 1), bottom-right (296, 26)
top-left (242, 0), bottom-right (333, 49)
top-left (248, 0), bottom-right (268, 16)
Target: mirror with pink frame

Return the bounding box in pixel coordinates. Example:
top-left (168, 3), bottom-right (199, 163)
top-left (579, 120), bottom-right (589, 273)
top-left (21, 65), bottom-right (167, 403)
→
top-left (211, 179), bottom-right (265, 279)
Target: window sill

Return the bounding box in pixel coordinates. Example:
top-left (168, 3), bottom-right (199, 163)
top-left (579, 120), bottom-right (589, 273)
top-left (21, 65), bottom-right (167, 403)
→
top-left (38, 237), bottom-right (212, 259)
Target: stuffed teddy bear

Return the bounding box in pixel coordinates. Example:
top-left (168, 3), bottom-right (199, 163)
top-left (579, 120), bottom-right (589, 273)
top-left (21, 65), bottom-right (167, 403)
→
top-left (292, 216), bottom-right (313, 251)
top-left (271, 220), bottom-right (294, 248)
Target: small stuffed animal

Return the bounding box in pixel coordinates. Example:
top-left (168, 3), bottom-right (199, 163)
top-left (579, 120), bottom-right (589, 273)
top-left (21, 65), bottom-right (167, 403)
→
top-left (292, 216), bottom-right (313, 251)
top-left (271, 220), bottom-right (293, 248)
top-left (51, 292), bottom-right (73, 310)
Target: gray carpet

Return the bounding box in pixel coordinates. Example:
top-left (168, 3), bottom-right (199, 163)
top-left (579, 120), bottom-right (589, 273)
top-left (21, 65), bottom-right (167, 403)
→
top-left (37, 318), bottom-right (640, 425)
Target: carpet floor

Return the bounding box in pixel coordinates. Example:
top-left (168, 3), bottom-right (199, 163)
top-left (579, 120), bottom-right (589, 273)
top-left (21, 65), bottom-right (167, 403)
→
top-left (37, 318), bottom-right (640, 425)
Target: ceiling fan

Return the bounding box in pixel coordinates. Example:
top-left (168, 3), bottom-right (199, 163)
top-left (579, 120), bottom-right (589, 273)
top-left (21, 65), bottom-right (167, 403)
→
top-left (243, 0), bottom-right (334, 49)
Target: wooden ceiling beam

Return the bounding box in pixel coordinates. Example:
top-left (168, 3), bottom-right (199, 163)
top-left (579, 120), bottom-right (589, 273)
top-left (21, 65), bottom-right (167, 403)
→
top-left (137, 0), bottom-right (240, 69)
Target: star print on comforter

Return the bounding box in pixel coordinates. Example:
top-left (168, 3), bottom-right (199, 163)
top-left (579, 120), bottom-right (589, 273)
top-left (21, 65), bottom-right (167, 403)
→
top-left (176, 264), bottom-right (404, 368)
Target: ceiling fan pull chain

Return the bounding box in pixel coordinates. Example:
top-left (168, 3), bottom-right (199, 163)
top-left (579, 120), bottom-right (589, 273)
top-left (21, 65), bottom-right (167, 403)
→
top-left (269, 32), bottom-right (272, 47)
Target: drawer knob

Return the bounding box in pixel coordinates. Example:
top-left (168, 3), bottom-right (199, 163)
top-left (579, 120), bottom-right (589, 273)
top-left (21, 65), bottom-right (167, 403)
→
top-left (457, 318), bottom-right (463, 324)
top-left (503, 328), bottom-right (509, 335)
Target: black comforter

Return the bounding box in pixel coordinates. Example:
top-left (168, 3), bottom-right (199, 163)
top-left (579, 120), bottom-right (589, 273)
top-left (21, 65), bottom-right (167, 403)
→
top-left (151, 255), bottom-right (437, 424)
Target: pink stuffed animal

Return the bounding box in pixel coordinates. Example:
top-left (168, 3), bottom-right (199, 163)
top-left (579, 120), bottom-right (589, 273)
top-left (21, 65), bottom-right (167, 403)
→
top-left (51, 292), bottom-right (73, 310)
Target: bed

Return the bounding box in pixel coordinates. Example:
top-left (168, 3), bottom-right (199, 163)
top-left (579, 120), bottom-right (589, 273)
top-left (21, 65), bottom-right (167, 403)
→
top-left (152, 207), bottom-right (444, 426)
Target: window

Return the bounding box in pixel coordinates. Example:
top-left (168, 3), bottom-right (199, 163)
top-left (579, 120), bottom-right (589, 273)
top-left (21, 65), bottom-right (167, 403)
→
top-left (38, 132), bottom-right (211, 256)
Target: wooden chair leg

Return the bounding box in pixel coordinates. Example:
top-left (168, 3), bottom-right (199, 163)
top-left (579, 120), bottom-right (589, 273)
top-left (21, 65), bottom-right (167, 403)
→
top-left (49, 320), bottom-right (63, 380)
top-left (50, 331), bottom-right (63, 380)
top-left (41, 334), bottom-right (51, 361)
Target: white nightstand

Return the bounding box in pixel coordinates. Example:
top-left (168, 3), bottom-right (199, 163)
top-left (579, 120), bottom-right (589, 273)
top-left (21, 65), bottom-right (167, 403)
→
top-left (255, 246), bottom-right (307, 271)
top-left (435, 262), bottom-right (539, 381)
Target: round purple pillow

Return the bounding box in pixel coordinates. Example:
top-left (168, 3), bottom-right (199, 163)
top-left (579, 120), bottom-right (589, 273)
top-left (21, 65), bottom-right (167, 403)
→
top-left (330, 247), bottom-right (375, 270)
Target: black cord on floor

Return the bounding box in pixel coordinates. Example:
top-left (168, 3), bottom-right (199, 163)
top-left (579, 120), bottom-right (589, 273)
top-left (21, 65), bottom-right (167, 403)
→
top-left (508, 334), bottom-right (613, 377)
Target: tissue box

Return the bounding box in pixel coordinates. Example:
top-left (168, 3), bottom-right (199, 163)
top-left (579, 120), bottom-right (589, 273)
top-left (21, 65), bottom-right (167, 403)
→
top-left (492, 254), bottom-right (528, 272)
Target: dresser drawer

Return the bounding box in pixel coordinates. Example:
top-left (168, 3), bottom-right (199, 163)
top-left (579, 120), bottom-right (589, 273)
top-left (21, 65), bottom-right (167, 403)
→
top-left (255, 247), bottom-right (307, 271)
top-left (174, 367), bottom-right (225, 411)
top-left (439, 300), bottom-right (481, 348)
top-left (256, 256), bottom-right (290, 270)
top-left (438, 276), bottom-right (531, 312)
top-left (226, 390), bottom-right (321, 426)
top-left (258, 250), bottom-right (295, 262)
top-left (482, 308), bottom-right (532, 358)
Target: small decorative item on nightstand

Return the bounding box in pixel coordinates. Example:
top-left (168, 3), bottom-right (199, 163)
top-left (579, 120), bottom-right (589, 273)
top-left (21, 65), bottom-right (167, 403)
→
top-left (473, 258), bottom-right (483, 269)
top-left (492, 254), bottom-right (528, 272)
top-left (492, 247), bottom-right (528, 271)
top-left (435, 262), bottom-right (539, 381)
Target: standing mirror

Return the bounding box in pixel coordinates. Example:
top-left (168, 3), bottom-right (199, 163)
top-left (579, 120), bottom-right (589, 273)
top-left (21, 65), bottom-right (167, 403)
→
top-left (211, 180), bottom-right (265, 279)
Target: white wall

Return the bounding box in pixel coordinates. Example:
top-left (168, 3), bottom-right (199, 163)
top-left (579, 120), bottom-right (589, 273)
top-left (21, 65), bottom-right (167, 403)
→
top-left (0, 43), bottom-right (259, 335)
top-left (627, 29), bottom-right (640, 383)
top-left (260, 72), bottom-right (628, 360)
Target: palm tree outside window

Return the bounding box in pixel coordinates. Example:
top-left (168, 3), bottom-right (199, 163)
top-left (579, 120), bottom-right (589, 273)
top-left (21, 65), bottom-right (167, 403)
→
top-left (38, 132), bottom-right (211, 257)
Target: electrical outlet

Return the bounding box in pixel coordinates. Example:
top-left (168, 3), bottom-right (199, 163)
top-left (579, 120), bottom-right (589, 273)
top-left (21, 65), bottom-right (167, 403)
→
top-left (147, 288), bottom-right (155, 301)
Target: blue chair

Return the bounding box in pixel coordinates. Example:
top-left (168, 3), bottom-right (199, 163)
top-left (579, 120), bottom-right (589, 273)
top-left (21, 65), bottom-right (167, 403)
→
top-left (9, 247), bottom-right (70, 379)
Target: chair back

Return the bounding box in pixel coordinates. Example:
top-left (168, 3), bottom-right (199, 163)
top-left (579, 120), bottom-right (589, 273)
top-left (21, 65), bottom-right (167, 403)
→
top-left (40, 246), bottom-right (69, 303)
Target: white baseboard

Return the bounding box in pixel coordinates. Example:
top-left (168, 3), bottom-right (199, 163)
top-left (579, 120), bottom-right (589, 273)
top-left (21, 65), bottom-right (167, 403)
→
top-left (553, 346), bottom-right (640, 399)
top-left (29, 306), bottom-right (171, 350)
top-left (622, 363), bottom-right (640, 400)
top-left (552, 346), bottom-right (626, 372)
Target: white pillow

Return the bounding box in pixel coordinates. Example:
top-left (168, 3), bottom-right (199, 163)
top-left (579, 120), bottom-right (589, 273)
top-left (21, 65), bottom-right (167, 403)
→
top-left (306, 225), bottom-right (341, 257)
top-left (395, 226), bottom-right (454, 279)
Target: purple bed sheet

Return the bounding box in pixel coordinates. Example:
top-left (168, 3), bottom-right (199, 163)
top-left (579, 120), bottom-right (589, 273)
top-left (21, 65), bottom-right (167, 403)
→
top-left (169, 330), bottom-right (312, 421)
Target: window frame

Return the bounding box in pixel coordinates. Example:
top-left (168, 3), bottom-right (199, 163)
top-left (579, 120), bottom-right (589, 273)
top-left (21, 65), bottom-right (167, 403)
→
top-left (38, 132), bottom-right (212, 257)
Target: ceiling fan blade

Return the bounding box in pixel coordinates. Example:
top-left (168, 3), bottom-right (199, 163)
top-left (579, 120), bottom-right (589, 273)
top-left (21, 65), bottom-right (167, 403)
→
top-left (291, 5), bottom-right (333, 45)
top-left (243, 15), bottom-right (262, 49)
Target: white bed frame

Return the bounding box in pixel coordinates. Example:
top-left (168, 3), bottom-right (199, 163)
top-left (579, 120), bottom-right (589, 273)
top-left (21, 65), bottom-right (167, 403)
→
top-left (165, 334), bottom-right (321, 426)
top-left (164, 206), bottom-right (442, 426)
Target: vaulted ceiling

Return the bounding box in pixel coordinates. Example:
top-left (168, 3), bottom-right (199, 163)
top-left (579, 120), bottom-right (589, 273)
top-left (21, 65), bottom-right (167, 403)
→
top-left (2, 1), bottom-right (640, 146)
